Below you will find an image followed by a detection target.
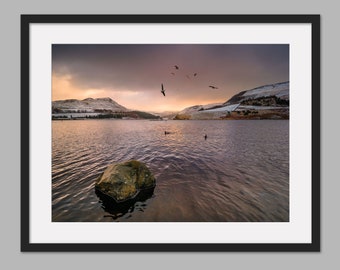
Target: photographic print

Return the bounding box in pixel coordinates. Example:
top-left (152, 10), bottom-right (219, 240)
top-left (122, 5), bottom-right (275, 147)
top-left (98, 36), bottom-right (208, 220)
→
top-left (52, 44), bottom-right (290, 222)
top-left (21, 15), bottom-right (320, 251)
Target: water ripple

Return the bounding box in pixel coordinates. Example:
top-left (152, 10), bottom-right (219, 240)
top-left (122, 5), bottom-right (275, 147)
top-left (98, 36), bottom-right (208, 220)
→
top-left (52, 120), bottom-right (289, 222)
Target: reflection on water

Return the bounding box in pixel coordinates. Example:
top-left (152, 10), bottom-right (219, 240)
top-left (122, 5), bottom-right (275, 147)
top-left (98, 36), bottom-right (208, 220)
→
top-left (52, 119), bottom-right (289, 222)
top-left (95, 188), bottom-right (155, 220)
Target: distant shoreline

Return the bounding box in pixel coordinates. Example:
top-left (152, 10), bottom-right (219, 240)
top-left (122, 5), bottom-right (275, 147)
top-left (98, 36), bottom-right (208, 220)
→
top-left (173, 108), bottom-right (289, 120)
top-left (52, 108), bottom-right (288, 121)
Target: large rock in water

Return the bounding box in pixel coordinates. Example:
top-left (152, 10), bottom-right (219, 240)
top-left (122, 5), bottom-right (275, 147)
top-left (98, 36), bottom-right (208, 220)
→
top-left (95, 160), bottom-right (156, 203)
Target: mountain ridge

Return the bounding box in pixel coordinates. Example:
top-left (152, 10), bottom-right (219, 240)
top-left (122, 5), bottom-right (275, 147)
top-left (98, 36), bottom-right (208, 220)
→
top-left (52, 97), bottom-right (128, 113)
top-left (224, 81), bottom-right (289, 105)
top-left (174, 81), bottom-right (289, 120)
top-left (52, 97), bottom-right (162, 120)
top-left (52, 81), bottom-right (289, 120)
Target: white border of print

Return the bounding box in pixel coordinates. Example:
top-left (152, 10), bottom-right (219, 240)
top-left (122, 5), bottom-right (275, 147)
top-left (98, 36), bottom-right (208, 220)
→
top-left (30, 23), bottom-right (311, 244)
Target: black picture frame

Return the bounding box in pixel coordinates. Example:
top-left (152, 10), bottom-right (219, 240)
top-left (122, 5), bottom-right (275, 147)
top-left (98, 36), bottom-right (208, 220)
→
top-left (21, 14), bottom-right (320, 252)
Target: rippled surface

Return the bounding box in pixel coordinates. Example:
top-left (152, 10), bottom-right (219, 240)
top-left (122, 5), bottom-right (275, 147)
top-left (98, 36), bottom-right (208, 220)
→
top-left (52, 119), bottom-right (289, 222)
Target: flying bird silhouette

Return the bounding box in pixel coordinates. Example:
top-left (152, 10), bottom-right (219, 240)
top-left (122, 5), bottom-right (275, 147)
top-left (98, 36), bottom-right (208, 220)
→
top-left (194, 73), bottom-right (197, 77)
top-left (209, 85), bottom-right (219, 89)
top-left (171, 72), bottom-right (175, 76)
top-left (174, 65), bottom-right (179, 69)
top-left (161, 83), bottom-right (166, 96)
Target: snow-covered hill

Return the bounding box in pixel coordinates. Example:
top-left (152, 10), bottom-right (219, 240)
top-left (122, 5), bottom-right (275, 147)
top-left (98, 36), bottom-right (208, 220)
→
top-left (178, 103), bottom-right (223, 114)
top-left (173, 81), bottom-right (289, 120)
top-left (52, 97), bottom-right (128, 113)
top-left (224, 81), bottom-right (289, 105)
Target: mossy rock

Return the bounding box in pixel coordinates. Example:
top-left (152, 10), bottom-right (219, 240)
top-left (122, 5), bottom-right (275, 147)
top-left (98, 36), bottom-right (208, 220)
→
top-left (95, 160), bottom-right (156, 202)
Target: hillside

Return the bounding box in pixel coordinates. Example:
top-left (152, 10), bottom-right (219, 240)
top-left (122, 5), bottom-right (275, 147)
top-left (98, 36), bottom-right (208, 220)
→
top-left (173, 81), bottom-right (289, 120)
top-left (52, 97), bottom-right (128, 113)
top-left (224, 81), bottom-right (289, 105)
top-left (52, 97), bottom-right (160, 120)
top-left (178, 103), bottom-right (223, 115)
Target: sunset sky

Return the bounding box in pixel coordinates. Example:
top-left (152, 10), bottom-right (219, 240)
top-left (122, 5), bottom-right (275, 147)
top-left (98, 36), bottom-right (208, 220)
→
top-left (52, 44), bottom-right (289, 112)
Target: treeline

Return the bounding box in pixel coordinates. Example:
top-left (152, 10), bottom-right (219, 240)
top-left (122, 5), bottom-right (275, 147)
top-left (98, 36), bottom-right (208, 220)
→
top-left (129, 111), bottom-right (161, 119)
top-left (52, 108), bottom-right (116, 114)
top-left (52, 111), bottom-right (161, 120)
top-left (241, 96), bottom-right (289, 107)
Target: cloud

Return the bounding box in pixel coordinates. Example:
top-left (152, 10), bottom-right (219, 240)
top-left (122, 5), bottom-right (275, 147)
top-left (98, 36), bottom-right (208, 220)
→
top-left (52, 72), bottom-right (125, 101)
top-left (52, 44), bottom-right (289, 112)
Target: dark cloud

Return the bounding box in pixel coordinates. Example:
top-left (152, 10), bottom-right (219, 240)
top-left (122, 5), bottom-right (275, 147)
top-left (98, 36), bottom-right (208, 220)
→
top-left (52, 44), bottom-right (289, 110)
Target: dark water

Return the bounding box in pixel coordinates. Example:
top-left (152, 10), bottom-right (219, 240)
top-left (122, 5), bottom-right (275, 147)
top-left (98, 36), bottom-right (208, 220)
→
top-left (52, 119), bottom-right (289, 222)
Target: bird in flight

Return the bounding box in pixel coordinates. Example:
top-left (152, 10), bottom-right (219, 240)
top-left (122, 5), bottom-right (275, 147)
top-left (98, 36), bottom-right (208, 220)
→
top-left (171, 72), bottom-right (175, 76)
top-left (194, 73), bottom-right (197, 77)
top-left (209, 85), bottom-right (219, 89)
top-left (161, 83), bottom-right (166, 96)
top-left (174, 65), bottom-right (179, 70)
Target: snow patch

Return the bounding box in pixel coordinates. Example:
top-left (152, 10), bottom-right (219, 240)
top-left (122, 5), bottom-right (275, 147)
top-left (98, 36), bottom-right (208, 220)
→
top-left (179, 103), bottom-right (223, 114)
top-left (236, 105), bottom-right (287, 111)
top-left (52, 97), bottom-right (128, 112)
top-left (204, 103), bottom-right (240, 112)
top-left (241, 81), bottom-right (289, 100)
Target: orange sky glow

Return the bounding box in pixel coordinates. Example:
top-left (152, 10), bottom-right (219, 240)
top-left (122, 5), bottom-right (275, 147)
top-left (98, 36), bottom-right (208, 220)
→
top-left (52, 44), bottom-right (289, 112)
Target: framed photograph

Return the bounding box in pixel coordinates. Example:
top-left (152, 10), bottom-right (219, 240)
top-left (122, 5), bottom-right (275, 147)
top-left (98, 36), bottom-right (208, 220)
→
top-left (21, 15), bottom-right (320, 251)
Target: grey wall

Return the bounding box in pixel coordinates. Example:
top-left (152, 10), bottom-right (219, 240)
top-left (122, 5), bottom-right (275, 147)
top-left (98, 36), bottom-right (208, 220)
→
top-left (1, 1), bottom-right (336, 269)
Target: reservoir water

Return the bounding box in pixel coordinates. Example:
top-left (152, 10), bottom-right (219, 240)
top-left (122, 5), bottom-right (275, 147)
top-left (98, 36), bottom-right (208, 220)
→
top-left (52, 119), bottom-right (289, 222)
